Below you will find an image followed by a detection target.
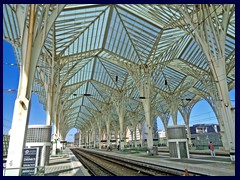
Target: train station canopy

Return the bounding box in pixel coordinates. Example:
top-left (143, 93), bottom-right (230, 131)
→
top-left (3, 4), bottom-right (235, 136)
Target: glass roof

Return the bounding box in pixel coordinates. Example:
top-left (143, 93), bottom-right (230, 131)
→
top-left (3, 4), bottom-right (235, 134)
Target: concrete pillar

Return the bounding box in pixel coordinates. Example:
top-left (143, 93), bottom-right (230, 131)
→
top-left (98, 127), bottom-right (102, 149)
top-left (52, 99), bottom-right (59, 155)
top-left (137, 123), bottom-right (143, 147)
top-left (45, 103), bottom-right (52, 164)
top-left (159, 113), bottom-right (170, 147)
top-left (40, 146), bottom-right (46, 167)
top-left (176, 141), bottom-right (181, 159)
top-left (92, 128), bottom-right (96, 148)
top-left (5, 5), bottom-right (35, 176)
top-left (179, 106), bottom-right (194, 146)
top-left (52, 141), bottom-right (57, 155)
top-left (45, 146), bottom-right (50, 165)
top-left (114, 129), bottom-right (118, 145)
top-left (217, 100), bottom-right (232, 150)
top-left (205, 85), bottom-right (229, 150)
top-left (171, 110), bottom-right (178, 125)
top-left (119, 118), bottom-right (125, 149)
top-left (185, 125), bottom-right (192, 145)
top-left (85, 131), bottom-right (88, 147)
top-left (5, 98), bottom-right (31, 176)
top-left (87, 131), bottom-right (90, 147)
top-left (52, 122), bottom-right (57, 155)
top-left (112, 92), bottom-right (126, 150)
top-left (90, 129), bottom-right (93, 148)
top-left (169, 102), bottom-right (178, 125)
top-left (206, 58), bottom-right (235, 151)
top-left (142, 98), bottom-right (154, 149)
top-left (78, 130), bottom-right (80, 147)
top-left (123, 128), bottom-right (127, 147)
top-left (134, 126), bottom-right (137, 148)
top-left (163, 123), bottom-right (169, 147)
top-left (46, 99), bottom-right (51, 126)
top-left (136, 72), bottom-right (154, 149)
top-left (106, 122), bottom-right (111, 147)
top-left (130, 128), bottom-right (134, 147)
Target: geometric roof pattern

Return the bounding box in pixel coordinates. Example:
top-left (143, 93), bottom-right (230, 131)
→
top-left (3, 4), bottom-right (235, 138)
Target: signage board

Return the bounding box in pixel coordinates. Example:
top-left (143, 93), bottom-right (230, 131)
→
top-left (21, 148), bottom-right (39, 176)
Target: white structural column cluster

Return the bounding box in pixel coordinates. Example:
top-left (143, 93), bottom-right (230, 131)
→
top-left (51, 28), bottom-right (63, 156)
top-left (179, 103), bottom-right (196, 146)
top-left (204, 95), bottom-right (228, 150)
top-left (90, 120), bottom-right (97, 148)
top-left (5, 5), bottom-right (35, 176)
top-left (85, 124), bottom-right (91, 147)
top-left (90, 110), bottom-right (103, 149)
top-left (159, 113), bottom-right (170, 146)
top-left (49, 24), bottom-right (57, 156)
top-left (177, 4), bottom-right (235, 150)
top-left (128, 111), bottom-right (140, 147)
top-left (111, 90), bottom-right (127, 150)
top-left (132, 68), bottom-right (154, 149)
top-left (5, 5), bottom-right (65, 174)
top-left (80, 131), bottom-right (84, 146)
top-left (80, 129), bottom-right (88, 147)
top-left (165, 84), bottom-right (189, 126)
top-left (136, 119), bottom-right (145, 147)
top-left (111, 121), bottom-right (120, 145)
top-left (168, 97), bottom-right (179, 125)
top-left (102, 104), bottom-right (112, 148)
top-left (123, 124), bottom-right (128, 146)
top-left (52, 111), bottom-right (58, 155)
top-left (97, 116), bottom-right (103, 149)
top-left (86, 130), bottom-right (90, 147)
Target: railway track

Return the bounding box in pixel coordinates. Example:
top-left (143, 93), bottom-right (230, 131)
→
top-left (71, 148), bottom-right (206, 176)
top-left (71, 148), bottom-right (148, 176)
top-left (71, 148), bottom-right (115, 176)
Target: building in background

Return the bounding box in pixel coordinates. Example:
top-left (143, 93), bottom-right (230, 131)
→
top-left (158, 130), bottom-right (167, 146)
top-left (190, 124), bottom-right (222, 150)
top-left (3, 135), bottom-right (10, 158)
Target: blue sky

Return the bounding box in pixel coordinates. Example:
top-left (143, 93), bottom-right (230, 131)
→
top-left (3, 40), bottom-right (235, 141)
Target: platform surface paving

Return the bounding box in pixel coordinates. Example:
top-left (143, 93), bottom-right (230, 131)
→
top-left (44, 147), bottom-right (90, 176)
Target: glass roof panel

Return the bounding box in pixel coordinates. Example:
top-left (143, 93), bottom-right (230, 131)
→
top-left (82, 97), bottom-right (98, 111)
top-left (162, 67), bottom-right (186, 93)
top-left (116, 7), bottom-right (161, 63)
top-left (92, 58), bottom-right (116, 88)
top-left (68, 83), bottom-right (87, 101)
top-left (64, 58), bottom-right (94, 86)
top-left (70, 97), bottom-right (83, 109)
top-left (55, 5), bottom-right (109, 55)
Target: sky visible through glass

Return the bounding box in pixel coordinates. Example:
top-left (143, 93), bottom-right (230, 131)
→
top-left (3, 40), bottom-right (235, 142)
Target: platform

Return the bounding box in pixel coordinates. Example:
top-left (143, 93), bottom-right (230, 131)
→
top-left (83, 148), bottom-right (235, 176)
top-left (44, 147), bottom-right (90, 176)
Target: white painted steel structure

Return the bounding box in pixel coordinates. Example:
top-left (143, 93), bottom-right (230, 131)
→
top-left (3, 4), bottom-right (235, 175)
